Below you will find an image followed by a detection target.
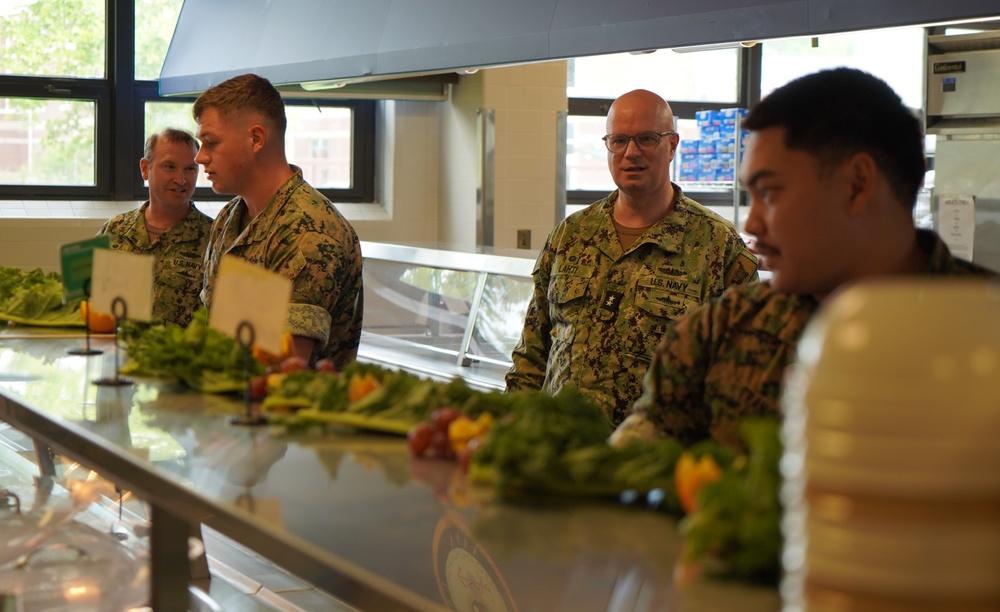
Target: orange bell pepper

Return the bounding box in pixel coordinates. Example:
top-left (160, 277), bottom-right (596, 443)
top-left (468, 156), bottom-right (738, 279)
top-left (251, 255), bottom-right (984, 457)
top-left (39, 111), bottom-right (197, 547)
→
top-left (674, 452), bottom-right (723, 514)
top-left (347, 372), bottom-right (381, 403)
top-left (79, 300), bottom-right (116, 333)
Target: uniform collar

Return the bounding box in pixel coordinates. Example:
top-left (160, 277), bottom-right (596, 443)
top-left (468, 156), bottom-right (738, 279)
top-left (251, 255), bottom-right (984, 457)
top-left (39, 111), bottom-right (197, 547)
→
top-left (230, 167), bottom-right (307, 244)
top-left (592, 185), bottom-right (688, 259)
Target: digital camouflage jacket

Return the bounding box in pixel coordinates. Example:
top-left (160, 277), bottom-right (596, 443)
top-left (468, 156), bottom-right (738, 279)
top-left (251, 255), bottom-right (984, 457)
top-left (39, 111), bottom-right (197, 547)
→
top-left (201, 168), bottom-right (364, 368)
top-left (506, 187), bottom-right (759, 424)
top-left (99, 201), bottom-right (212, 327)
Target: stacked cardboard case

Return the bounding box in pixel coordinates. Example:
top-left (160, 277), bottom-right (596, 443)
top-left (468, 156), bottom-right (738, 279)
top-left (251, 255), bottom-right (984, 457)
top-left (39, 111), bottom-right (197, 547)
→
top-left (678, 108), bottom-right (749, 183)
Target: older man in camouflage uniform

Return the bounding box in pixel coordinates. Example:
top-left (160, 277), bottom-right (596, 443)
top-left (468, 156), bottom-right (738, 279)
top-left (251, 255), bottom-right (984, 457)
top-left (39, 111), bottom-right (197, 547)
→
top-left (99, 128), bottom-right (211, 327)
top-left (194, 74), bottom-right (363, 368)
top-left (612, 69), bottom-right (998, 450)
top-left (507, 89), bottom-right (758, 425)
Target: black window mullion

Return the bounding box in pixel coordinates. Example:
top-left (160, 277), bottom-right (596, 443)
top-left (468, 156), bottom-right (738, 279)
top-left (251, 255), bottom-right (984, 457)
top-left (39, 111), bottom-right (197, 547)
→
top-left (110, 0), bottom-right (135, 200)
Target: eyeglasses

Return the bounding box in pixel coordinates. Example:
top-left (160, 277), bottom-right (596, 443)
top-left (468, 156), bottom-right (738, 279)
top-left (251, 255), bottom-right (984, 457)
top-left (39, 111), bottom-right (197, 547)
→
top-left (602, 131), bottom-right (676, 153)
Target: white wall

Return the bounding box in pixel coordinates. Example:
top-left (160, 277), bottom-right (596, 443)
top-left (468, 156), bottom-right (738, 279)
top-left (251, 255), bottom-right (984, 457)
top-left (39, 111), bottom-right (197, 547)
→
top-left (0, 61), bottom-right (569, 272)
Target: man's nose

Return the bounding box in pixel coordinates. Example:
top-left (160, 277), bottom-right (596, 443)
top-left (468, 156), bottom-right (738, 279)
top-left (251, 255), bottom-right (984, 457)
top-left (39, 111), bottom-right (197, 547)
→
top-left (623, 138), bottom-right (643, 156)
top-left (743, 198), bottom-right (764, 237)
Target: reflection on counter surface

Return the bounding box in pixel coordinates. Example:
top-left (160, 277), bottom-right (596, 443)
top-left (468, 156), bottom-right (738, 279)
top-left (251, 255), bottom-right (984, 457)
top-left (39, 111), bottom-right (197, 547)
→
top-left (0, 331), bottom-right (778, 610)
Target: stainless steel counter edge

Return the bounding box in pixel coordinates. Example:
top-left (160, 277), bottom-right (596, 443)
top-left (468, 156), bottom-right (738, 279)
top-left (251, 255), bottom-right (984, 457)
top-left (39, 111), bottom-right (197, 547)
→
top-left (0, 390), bottom-right (445, 612)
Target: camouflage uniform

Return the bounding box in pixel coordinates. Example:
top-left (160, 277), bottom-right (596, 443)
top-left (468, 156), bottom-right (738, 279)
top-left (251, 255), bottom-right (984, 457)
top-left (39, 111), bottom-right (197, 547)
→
top-left (627, 229), bottom-right (998, 448)
top-left (98, 201), bottom-right (212, 327)
top-left (506, 186), bottom-right (759, 424)
top-left (201, 167), bottom-right (363, 368)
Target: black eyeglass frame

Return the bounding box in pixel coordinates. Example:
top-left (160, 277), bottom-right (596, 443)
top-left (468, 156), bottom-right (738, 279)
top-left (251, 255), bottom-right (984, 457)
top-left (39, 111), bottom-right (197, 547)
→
top-left (602, 130), bottom-right (677, 153)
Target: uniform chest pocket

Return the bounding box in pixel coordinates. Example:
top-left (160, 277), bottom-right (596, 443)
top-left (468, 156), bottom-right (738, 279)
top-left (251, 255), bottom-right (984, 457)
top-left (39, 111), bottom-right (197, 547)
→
top-left (633, 289), bottom-right (694, 320)
top-left (158, 257), bottom-right (202, 289)
top-left (547, 272), bottom-right (590, 330)
top-left (547, 273), bottom-right (589, 305)
top-left (634, 274), bottom-right (701, 321)
top-left (620, 286), bottom-right (700, 362)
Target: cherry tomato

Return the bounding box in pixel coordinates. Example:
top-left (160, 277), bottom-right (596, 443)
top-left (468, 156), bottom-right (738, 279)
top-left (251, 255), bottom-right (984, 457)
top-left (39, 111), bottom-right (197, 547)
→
top-left (314, 358), bottom-right (338, 374)
top-left (279, 356), bottom-right (309, 373)
top-left (429, 429), bottom-right (453, 459)
top-left (248, 375), bottom-right (268, 400)
top-left (430, 407), bottom-right (461, 433)
top-left (407, 422), bottom-right (433, 457)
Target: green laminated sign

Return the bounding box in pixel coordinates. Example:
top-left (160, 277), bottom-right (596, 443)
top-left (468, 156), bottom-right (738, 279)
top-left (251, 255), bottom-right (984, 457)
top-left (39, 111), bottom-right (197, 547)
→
top-left (60, 235), bottom-right (110, 300)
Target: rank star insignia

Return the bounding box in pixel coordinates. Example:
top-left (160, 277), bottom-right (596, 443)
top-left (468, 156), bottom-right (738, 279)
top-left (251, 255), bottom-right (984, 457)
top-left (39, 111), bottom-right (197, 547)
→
top-left (601, 290), bottom-right (624, 313)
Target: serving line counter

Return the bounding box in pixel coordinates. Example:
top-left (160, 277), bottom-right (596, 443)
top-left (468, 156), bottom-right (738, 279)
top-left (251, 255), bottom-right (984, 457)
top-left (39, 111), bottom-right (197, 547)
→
top-left (0, 331), bottom-right (778, 611)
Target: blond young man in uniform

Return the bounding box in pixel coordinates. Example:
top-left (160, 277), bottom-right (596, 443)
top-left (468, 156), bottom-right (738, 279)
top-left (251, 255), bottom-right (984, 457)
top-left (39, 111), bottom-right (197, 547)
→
top-left (613, 68), bottom-right (997, 449)
top-left (99, 128), bottom-right (211, 327)
top-left (193, 74), bottom-right (363, 367)
top-left (506, 89), bottom-right (758, 425)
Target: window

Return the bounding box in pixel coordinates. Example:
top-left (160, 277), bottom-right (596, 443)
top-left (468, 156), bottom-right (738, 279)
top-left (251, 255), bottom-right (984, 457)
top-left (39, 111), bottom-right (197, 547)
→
top-left (566, 47), bottom-right (752, 211)
top-left (760, 27), bottom-right (925, 108)
top-left (0, 0), bottom-right (375, 203)
top-left (565, 26), bottom-right (939, 217)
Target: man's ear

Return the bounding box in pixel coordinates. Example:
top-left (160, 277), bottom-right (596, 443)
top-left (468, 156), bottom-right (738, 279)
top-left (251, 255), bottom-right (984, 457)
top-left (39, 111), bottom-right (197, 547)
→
top-left (845, 152), bottom-right (877, 216)
top-left (139, 157), bottom-right (150, 181)
top-left (249, 124), bottom-right (267, 154)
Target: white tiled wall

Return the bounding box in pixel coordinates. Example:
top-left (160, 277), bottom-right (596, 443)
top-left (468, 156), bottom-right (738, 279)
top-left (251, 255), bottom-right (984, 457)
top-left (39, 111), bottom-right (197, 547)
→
top-left (486, 61), bottom-right (567, 252)
top-left (0, 60), bottom-right (570, 270)
top-left (435, 61), bottom-right (568, 251)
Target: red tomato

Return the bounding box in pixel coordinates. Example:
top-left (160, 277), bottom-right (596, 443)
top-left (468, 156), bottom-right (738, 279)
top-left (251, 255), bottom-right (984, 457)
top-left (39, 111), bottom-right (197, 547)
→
top-left (248, 375), bottom-right (268, 400)
top-left (407, 422), bottom-right (433, 457)
top-left (314, 358), bottom-right (338, 374)
top-left (429, 429), bottom-right (453, 459)
top-left (279, 356), bottom-right (309, 373)
top-left (429, 407), bottom-right (461, 433)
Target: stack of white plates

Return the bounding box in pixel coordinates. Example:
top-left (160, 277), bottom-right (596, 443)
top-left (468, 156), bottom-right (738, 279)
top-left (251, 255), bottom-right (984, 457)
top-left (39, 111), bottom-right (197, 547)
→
top-left (780, 279), bottom-right (1000, 612)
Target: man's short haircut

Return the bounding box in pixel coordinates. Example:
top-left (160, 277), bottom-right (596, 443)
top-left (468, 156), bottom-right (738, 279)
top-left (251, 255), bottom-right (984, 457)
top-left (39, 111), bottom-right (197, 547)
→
top-left (192, 73), bottom-right (288, 134)
top-left (743, 68), bottom-right (926, 208)
top-left (144, 128), bottom-right (199, 162)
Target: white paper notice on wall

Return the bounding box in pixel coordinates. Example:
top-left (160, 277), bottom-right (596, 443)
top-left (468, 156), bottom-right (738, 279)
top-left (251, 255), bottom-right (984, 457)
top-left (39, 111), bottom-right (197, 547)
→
top-left (209, 255), bottom-right (292, 356)
top-left (939, 194), bottom-right (976, 261)
top-left (90, 249), bottom-right (154, 322)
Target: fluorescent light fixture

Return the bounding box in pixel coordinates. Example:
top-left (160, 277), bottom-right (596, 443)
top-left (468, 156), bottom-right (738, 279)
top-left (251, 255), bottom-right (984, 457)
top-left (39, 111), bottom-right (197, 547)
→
top-left (672, 41), bottom-right (758, 53)
top-left (300, 80), bottom-right (349, 91)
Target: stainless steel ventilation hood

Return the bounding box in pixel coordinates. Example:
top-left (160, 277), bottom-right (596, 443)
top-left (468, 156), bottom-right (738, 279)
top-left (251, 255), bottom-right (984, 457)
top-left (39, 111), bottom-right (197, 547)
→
top-left (159, 0), bottom-right (1000, 97)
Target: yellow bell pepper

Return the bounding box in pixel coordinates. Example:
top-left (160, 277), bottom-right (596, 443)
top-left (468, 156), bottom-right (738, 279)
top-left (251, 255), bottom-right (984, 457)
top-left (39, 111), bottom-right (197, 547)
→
top-left (448, 413), bottom-right (493, 455)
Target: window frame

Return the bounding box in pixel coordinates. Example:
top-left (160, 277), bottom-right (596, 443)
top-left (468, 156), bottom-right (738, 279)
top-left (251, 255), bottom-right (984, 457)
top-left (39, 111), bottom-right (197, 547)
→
top-left (0, 0), bottom-right (376, 204)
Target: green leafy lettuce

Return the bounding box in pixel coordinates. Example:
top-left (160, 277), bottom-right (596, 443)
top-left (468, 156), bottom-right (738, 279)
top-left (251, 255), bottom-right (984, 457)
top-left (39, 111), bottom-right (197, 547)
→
top-left (0, 266), bottom-right (82, 326)
top-left (119, 308), bottom-right (261, 392)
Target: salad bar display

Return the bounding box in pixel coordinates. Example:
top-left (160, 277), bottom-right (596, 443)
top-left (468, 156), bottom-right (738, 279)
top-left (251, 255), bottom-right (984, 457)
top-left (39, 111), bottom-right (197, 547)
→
top-left (0, 247), bottom-right (780, 610)
top-left (0, 324), bottom-right (781, 610)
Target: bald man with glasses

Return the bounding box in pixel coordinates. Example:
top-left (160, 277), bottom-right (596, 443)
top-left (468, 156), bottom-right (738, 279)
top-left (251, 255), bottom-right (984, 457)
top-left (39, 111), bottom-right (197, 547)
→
top-left (506, 89), bottom-right (758, 425)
